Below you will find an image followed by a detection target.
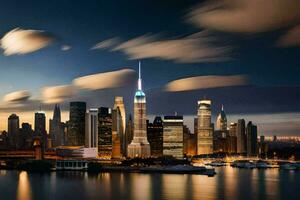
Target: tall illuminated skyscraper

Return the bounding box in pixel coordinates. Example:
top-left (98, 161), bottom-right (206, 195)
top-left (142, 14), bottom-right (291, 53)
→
top-left (197, 99), bottom-right (213, 155)
top-left (113, 96), bottom-right (126, 156)
top-left (127, 61), bottom-right (151, 158)
top-left (98, 107), bottom-right (112, 158)
top-left (112, 107), bottom-right (122, 158)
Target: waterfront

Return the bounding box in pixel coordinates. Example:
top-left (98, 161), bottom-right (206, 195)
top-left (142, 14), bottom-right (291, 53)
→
top-left (0, 166), bottom-right (299, 200)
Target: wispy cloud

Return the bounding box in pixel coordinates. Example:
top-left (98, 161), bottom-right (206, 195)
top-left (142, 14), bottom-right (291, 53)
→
top-left (277, 26), bottom-right (300, 47)
top-left (73, 68), bottom-right (136, 90)
top-left (186, 0), bottom-right (300, 34)
top-left (61, 45), bottom-right (71, 51)
top-left (3, 90), bottom-right (31, 103)
top-left (91, 37), bottom-right (120, 50)
top-left (0, 28), bottom-right (55, 55)
top-left (164, 75), bottom-right (248, 92)
top-left (41, 85), bottom-right (76, 104)
top-left (113, 32), bottom-right (230, 63)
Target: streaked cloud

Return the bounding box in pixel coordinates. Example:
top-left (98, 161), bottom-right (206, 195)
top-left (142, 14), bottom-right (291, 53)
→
top-left (277, 26), bottom-right (300, 47)
top-left (3, 90), bottom-right (31, 103)
top-left (91, 37), bottom-right (120, 50)
top-left (73, 68), bottom-right (136, 90)
top-left (113, 32), bottom-right (230, 63)
top-left (187, 0), bottom-right (300, 33)
top-left (1, 28), bottom-right (55, 55)
top-left (41, 85), bottom-right (76, 104)
top-left (61, 45), bottom-right (71, 51)
top-left (165, 75), bottom-right (248, 92)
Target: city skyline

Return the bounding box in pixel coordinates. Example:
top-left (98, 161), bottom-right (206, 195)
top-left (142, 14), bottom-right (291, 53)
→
top-left (0, 0), bottom-right (300, 136)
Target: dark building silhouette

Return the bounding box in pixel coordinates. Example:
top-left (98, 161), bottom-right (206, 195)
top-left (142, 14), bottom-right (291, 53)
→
top-left (237, 119), bottom-right (246, 154)
top-left (8, 114), bottom-right (20, 149)
top-left (0, 131), bottom-right (8, 150)
top-left (34, 111), bottom-right (47, 150)
top-left (125, 114), bottom-right (133, 156)
top-left (20, 123), bottom-right (34, 149)
top-left (98, 107), bottom-right (112, 158)
top-left (68, 102), bottom-right (86, 146)
top-left (183, 124), bottom-right (195, 157)
top-left (49, 104), bottom-right (64, 147)
top-left (228, 122), bottom-right (237, 153)
top-left (247, 121), bottom-right (258, 157)
top-left (147, 116), bottom-right (163, 157)
top-left (213, 130), bottom-right (230, 153)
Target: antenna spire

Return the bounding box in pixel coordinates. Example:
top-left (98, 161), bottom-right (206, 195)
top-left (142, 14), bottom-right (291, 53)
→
top-left (221, 104), bottom-right (224, 111)
top-left (138, 61), bottom-right (142, 90)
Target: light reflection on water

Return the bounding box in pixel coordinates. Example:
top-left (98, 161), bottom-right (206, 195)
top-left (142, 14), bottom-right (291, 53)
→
top-left (0, 167), bottom-right (300, 200)
top-left (17, 171), bottom-right (31, 200)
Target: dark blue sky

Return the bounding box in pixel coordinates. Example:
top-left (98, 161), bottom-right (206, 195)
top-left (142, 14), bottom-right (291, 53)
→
top-left (0, 0), bottom-right (300, 135)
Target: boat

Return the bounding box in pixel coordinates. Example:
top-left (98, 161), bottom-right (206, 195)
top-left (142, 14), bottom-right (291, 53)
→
top-left (206, 161), bottom-right (227, 167)
top-left (55, 160), bottom-right (88, 171)
top-left (280, 163), bottom-right (297, 170)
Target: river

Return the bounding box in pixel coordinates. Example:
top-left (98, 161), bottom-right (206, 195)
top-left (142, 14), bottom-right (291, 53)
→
top-left (0, 166), bottom-right (299, 200)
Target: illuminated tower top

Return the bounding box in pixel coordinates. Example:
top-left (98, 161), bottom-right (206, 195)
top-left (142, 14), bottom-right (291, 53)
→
top-left (135, 61), bottom-right (145, 97)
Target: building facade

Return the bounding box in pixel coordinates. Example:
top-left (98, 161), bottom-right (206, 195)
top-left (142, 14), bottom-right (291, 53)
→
top-left (197, 100), bottom-right (213, 155)
top-left (85, 109), bottom-right (98, 151)
top-left (98, 107), bottom-right (112, 158)
top-left (163, 116), bottom-right (184, 159)
top-left (246, 121), bottom-right (258, 157)
top-left (113, 97), bottom-right (125, 156)
top-left (112, 107), bottom-right (122, 158)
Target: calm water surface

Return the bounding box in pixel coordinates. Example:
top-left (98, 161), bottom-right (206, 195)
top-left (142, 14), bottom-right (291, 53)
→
top-left (0, 167), bottom-right (299, 200)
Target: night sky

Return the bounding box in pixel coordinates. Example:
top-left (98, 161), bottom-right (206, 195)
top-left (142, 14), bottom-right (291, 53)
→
top-left (0, 0), bottom-right (300, 136)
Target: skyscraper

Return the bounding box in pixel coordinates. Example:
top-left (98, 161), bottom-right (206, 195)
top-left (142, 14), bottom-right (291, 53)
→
top-left (68, 102), bottom-right (86, 146)
top-left (147, 116), bottom-right (163, 157)
top-left (8, 114), bottom-right (20, 149)
top-left (237, 119), bottom-right (246, 154)
top-left (113, 97), bottom-right (126, 156)
top-left (197, 99), bottom-right (213, 155)
top-left (98, 107), bottom-right (112, 158)
top-left (49, 104), bottom-right (64, 147)
top-left (246, 121), bottom-right (258, 157)
top-left (85, 109), bottom-right (98, 151)
top-left (228, 122), bottom-right (237, 153)
top-left (34, 111), bottom-right (47, 150)
top-left (216, 105), bottom-right (227, 131)
top-left (163, 115), bottom-right (184, 159)
top-left (112, 107), bottom-right (122, 158)
top-left (127, 62), bottom-right (151, 158)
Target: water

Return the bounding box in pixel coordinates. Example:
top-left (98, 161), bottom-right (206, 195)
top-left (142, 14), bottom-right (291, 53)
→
top-left (0, 167), bottom-right (299, 200)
